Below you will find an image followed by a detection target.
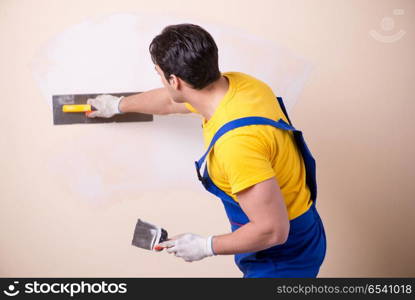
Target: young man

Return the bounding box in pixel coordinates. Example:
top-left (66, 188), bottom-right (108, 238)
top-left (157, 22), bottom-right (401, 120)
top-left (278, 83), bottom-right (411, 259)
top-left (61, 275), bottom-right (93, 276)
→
top-left (87, 24), bottom-right (326, 278)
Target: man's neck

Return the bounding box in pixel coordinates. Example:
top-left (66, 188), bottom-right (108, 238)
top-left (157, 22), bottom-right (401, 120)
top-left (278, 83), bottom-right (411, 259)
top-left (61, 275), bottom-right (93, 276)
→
top-left (185, 76), bottom-right (229, 121)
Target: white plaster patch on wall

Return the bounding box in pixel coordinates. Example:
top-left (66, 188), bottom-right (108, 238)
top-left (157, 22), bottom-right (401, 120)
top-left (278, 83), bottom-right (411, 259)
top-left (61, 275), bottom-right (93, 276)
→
top-left (31, 12), bottom-right (313, 110)
top-left (209, 26), bottom-right (314, 112)
top-left (31, 13), bottom-right (313, 204)
top-left (31, 14), bottom-right (162, 104)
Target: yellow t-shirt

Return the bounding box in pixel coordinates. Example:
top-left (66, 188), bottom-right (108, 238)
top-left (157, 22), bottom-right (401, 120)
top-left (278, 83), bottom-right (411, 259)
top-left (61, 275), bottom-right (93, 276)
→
top-left (185, 72), bottom-right (312, 220)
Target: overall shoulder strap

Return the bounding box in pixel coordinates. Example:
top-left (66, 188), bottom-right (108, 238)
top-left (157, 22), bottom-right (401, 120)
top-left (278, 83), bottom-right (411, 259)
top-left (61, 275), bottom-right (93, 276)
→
top-left (195, 116), bottom-right (296, 169)
top-left (277, 96), bottom-right (293, 126)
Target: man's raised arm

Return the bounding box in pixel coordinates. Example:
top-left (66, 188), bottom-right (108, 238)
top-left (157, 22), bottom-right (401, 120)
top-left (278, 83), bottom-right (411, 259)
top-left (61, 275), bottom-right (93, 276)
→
top-left (86, 88), bottom-right (190, 118)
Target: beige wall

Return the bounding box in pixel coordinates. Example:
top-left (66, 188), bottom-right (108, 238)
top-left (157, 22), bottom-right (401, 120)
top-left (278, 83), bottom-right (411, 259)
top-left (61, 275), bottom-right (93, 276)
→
top-left (0, 0), bottom-right (414, 277)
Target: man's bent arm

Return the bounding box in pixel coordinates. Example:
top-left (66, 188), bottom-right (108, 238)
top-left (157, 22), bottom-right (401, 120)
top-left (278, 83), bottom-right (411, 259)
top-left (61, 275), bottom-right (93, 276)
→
top-left (119, 88), bottom-right (190, 115)
top-left (212, 177), bottom-right (290, 254)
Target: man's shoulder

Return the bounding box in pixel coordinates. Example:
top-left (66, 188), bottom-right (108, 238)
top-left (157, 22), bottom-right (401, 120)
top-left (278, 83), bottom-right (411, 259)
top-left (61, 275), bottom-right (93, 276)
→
top-left (214, 125), bottom-right (277, 151)
top-left (223, 71), bottom-right (256, 82)
top-left (224, 71), bottom-right (274, 97)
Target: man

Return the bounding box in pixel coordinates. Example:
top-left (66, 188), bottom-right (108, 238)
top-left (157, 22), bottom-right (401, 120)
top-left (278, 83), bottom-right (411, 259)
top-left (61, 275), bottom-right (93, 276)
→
top-left (87, 24), bottom-right (326, 278)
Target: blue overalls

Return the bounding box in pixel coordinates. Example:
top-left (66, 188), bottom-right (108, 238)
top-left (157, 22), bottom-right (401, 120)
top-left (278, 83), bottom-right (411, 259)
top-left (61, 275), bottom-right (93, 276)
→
top-left (194, 97), bottom-right (327, 278)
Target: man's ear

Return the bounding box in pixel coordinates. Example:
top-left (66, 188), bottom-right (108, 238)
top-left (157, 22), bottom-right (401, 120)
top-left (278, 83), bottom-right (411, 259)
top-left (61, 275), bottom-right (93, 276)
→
top-left (169, 74), bottom-right (180, 91)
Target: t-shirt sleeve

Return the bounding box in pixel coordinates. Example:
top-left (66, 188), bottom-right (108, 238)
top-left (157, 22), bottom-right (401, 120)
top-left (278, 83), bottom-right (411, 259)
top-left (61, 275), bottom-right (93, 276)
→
top-left (214, 132), bottom-right (276, 195)
top-left (184, 102), bottom-right (198, 113)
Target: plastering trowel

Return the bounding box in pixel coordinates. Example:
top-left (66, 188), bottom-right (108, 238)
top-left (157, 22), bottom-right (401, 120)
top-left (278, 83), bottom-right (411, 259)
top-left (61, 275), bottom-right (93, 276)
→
top-left (52, 92), bottom-right (153, 125)
top-left (131, 219), bottom-right (168, 251)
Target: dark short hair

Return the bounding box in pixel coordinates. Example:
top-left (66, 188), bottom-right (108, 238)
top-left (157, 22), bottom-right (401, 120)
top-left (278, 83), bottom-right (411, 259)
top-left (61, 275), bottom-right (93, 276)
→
top-left (149, 24), bottom-right (221, 90)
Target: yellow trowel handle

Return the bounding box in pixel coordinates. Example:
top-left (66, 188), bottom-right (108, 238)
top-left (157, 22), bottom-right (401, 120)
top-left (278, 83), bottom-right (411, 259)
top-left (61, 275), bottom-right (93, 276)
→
top-left (62, 104), bottom-right (93, 112)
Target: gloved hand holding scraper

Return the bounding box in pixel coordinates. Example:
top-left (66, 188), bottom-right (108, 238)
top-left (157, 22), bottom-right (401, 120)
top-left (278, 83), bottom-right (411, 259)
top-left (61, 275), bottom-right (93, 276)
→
top-left (131, 219), bottom-right (215, 262)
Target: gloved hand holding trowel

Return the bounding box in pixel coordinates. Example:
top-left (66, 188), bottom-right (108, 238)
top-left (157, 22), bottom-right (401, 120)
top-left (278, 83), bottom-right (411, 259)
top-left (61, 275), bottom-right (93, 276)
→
top-left (86, 94), bottom-right (124, 118)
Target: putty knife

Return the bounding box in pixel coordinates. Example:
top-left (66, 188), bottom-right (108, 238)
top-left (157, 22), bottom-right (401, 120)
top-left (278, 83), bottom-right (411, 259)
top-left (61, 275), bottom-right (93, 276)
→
top-left (131, 219), bottom-right (168, 251)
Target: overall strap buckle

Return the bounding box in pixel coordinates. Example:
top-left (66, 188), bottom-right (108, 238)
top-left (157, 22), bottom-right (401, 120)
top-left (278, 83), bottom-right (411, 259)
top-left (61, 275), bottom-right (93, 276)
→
top-left (194, 161), bottom-right (207, 186)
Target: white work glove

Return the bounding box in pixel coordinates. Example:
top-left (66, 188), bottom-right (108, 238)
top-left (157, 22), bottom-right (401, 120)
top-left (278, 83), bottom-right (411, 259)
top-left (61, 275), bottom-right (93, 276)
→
top-left (158, 233), bottom-right (215, 262)
top-left (86, 94), bottom-right (124, 118)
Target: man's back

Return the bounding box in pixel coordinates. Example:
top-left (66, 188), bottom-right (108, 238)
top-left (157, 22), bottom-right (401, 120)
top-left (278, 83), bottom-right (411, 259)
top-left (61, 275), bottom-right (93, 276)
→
top-left (185, 72), bottom-right (312, 220)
